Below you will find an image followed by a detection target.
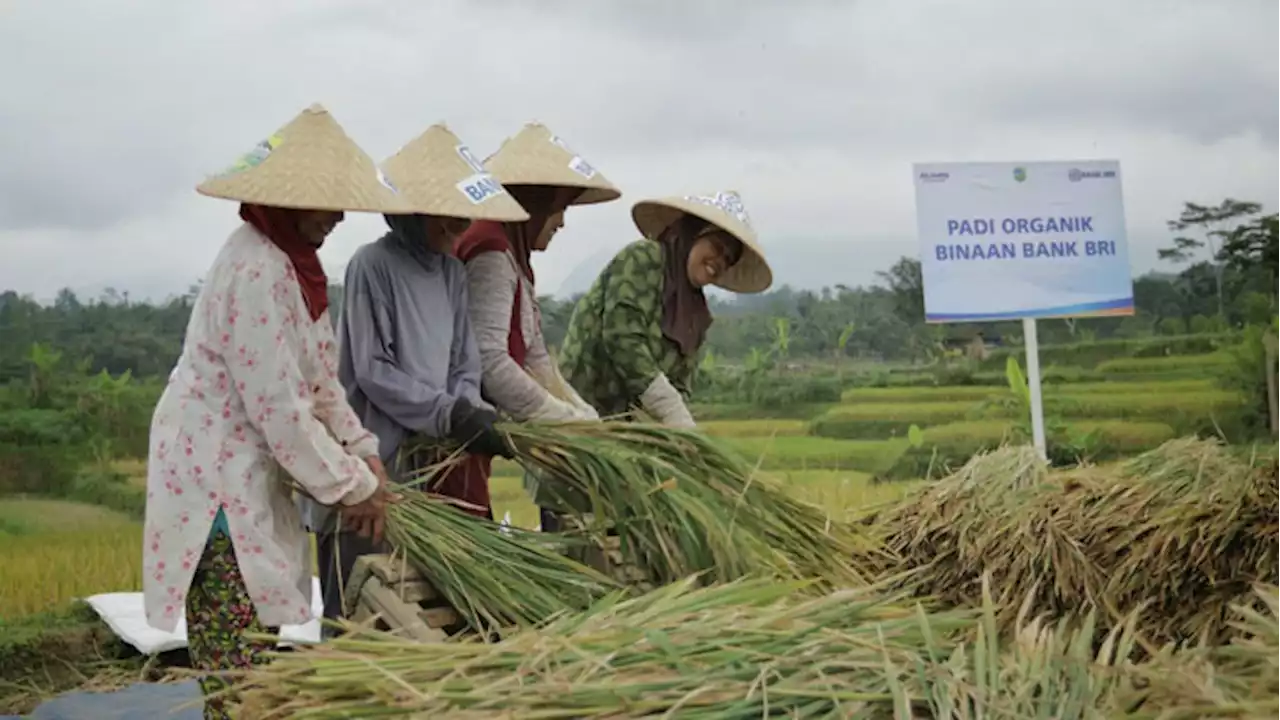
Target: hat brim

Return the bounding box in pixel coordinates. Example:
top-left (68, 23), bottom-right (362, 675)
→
top-left (505, 182), bottom-right (621, 207)
top-left (632, 199), bottom-right (773, 294)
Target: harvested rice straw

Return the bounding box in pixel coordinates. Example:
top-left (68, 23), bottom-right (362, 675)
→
top-left (384, 493), bottom-right (623, 633)
top-left (235, 576), bottom-right (972, 718)
top-left (872, 438), bottom-right (1279, 647)
top-left (485, 420), bottom-right (892, 591)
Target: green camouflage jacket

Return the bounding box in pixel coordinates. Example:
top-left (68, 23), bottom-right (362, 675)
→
top-left (558, 240), bottom-right (698, 416)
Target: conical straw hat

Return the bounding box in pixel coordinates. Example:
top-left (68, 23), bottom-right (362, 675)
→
top-left (484, 123), bottom-right (621, 206)
top-left (632, 190), bottom-right (773, 294)
top-left (197, 104), bottom-right (409, 214)
top-left (380, 125), bottom-right (529, 221)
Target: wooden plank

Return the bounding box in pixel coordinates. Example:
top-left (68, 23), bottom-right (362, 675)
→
top-left (368, 553), bottom-right (425, 586)
top-left (419, 606), bottom-right (462, 630)
top-left (394, 579), bottom-right (441, 604)
top-left (343, 556), bottom-right (378, 617)
top-left (361, 577), bottom-right (449, 643)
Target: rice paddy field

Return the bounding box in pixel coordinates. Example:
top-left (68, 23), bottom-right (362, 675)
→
top-left (0, 369), bottom-right (1258, 616)
top-left (0, 356), bottom-right (1275, 717)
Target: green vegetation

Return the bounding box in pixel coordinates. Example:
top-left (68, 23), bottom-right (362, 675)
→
top-left (1097, 352), bottom-right (1234, 378)
top-left (811, 401), bottom-right (989, 439)
top-left (882, 419), bottom-right (1178, 480)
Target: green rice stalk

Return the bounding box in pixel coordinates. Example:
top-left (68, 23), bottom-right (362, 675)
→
top-left (383, 493), bottom-right (623, 633)
top-left (471, 420), bottom-right (893, 591)
top-left (234, 576), bottom-right (971, 718)
top-left (234, 577), bottom-right (1280, 718)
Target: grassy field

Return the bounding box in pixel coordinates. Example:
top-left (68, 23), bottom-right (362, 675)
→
top-left (0, 499), bottom-right (143, 618)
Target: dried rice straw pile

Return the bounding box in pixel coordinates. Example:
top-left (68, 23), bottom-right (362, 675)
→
top-left (871, 437), bottom-right (1278, 647)
top-left (492, 420), bottom-right (891, 590)
top-left (236, 576), bottom-right (972, 718)
top-left (383, 493), bottom-right (622, 633)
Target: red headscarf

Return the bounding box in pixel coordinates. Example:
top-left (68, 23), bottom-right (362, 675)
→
top-left (239, 203), bottom-right (330, 321)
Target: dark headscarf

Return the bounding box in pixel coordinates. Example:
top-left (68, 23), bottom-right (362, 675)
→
top-left (239, 203), bottom-right (329, 321)
top-left (384, 214), bottom-right (426, 245)
top-left (660, 215), bottom-right (715, 356)
top-left (503, 185), bottom-right (583, 283)
top-left (383, 214), bottom-right (448, 269)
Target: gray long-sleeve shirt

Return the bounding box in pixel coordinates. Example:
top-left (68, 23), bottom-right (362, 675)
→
top-left (298, 233), bottom-right (487, 533)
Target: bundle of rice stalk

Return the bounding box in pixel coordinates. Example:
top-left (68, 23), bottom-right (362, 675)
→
top-left (383, 493), bottom-right (623, 633)
top-left (235, 576), bottom-right (972, 718)
top-left (871, 438), bottom-right (1279, 648)
top-left (490, 420), bottom-right (891, 591)
top-left (864, 446), bottom-right (1083, 613)
top-left (1098, 439), bottom-right (1278, 645)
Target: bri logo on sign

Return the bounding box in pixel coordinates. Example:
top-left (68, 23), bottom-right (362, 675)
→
top-left (1067, 168), bottom-right (1117, 182)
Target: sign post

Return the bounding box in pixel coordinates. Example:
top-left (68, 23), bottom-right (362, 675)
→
top-left (912, 161), bottom-right (1133, 461)
top-left (1022, 316), bottom-right (1047, 458)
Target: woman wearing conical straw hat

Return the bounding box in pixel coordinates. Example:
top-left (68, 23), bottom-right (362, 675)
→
top-left (559, 191), bottom-right (773, 428)
top-left (453, 123), bottom-right (620, 531)
top-left (297, 125), bottom-right (532, 623)
top-left (143, 104), bottom-right (403, 719)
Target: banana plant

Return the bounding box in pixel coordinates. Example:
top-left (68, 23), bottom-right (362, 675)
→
top-left (835, 322), bottom-right (855, 380)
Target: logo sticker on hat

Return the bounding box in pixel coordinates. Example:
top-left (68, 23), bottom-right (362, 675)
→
top-left (550, 135), bottom-right (598, 179)
top-left (218, 133), bottom-right (283, 177)
top-left (457, 145), bottom-right (487, 175)
top-left (685, 191), bottom-right (753, 230)
top-left (568, 156), bottom-right (597, 179)
top-left (457, 173), bottom-right (506, 205)
top-left (376, 167), bottom-right (398, 194)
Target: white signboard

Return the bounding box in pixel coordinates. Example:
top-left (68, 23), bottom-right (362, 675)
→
top-left (913, 160), bottom-right (1133, 323)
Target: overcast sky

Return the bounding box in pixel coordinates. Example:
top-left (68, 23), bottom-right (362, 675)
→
top-left (1, 0), bottom-right (1276, 302)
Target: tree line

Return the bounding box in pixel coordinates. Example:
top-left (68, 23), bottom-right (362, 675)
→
top-left (0, 202), bottom-right (1274, 383)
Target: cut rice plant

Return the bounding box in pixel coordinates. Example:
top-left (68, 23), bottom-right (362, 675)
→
top-left (382, 493), bottom-right (623, 633)
top-left (234, 576), bottom-right (972, 718)
top-left (233, 576), bottom-right (1280, 718)
top-left (485, 420), bottom-right (892, 591)
top-left (870, 437), bottom-right (1279, 648)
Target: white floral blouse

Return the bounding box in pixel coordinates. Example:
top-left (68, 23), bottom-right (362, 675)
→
top-left (143, 223), bottom-right (381, 631)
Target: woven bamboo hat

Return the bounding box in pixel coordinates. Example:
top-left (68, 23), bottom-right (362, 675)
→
top-left (632, 190), bottom-right (773, 294)
top-left (197, 104), bottom-right (409, 214)
top-left (380, 124), bottom-right (529, 221)
top-left (484, 123), bottom-right (621, 206)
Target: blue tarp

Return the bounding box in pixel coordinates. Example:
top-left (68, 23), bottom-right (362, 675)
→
top-left (3, 680), bottom-right (203, 719)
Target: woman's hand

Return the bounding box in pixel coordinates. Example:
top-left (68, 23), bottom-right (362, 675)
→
top-left (342, 456), bottom-right (399, 545)
top-left (364, 455), bottom-right (390, 485)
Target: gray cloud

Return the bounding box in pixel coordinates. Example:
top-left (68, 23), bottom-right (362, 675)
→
top-left (0, 0), bottom-right (1275, 300)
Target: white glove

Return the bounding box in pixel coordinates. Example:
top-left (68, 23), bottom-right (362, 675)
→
top-left (573, 402), bottom-right (600, 421)
top-left (528, 394), bottom-right (582, 423)
top-left (639, 374), bottom-right (696, 428)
